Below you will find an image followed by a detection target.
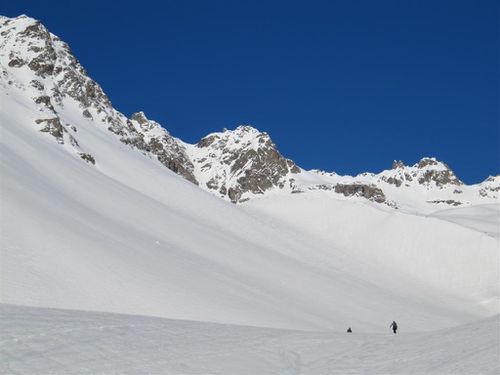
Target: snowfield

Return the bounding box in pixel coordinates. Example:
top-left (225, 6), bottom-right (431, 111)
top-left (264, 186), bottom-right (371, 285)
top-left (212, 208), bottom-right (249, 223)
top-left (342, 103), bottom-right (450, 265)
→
top-left (244, 195), bottom-right (500, 313)
top-left (1, 304), bottom-right (499, 374)
top-left (1, 14), bottom-right (499, 374)
top-left (2, 84), bottom-right (498, 333)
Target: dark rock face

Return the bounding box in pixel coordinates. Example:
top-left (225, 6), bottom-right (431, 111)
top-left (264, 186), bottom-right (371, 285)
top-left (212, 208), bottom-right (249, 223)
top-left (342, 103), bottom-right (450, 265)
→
top-left (82, 109), bottom-right (93, 119)
top-left (35, 118), bottom-right (64, 143)
top-left (478, 176), bottom-right (500, 198)
top-left (130, 112), bottom-right (151, 129)
top-left (230, 143), bottom-right (288, 191)
top-left (79, 153), bottom-right (96, 165)
top-left (30, 79), bottom-right (44, 91)
top-left (427, 199), bottom-right (462, 206)
top-left (417, 158), bottom-right (439, 169)
top-left (334, 184), bottom-right (386, 203)
top-left (34, 95), bottom-right (51, 106)
top-left (377, 158), bottom-right (462, 189)
top-left (34, 95), bottom-right (55, 112)
top-left (417, 169), bottom-right (462, 187)
top-left (19, 21), bottom-right (56, 77)
top-left (128, 112), bottom-right (197, 185)
top-left (154, 140), bottom-right (197, 185)
top-left (197, 135), bottom-right (217, 148)
top-left (381, 176), bottom-right (403, 187)
top-left (8, 57), bottom-right (25, 67)
top-left (415, 158), bottom-right (462, 187)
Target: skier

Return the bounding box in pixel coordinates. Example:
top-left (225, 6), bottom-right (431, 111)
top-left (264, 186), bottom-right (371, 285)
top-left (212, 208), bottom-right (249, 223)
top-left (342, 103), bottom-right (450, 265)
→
top-left (347, 327), bottom-right (352, 333)
top-left (390, 321), bottom-right (398, 334)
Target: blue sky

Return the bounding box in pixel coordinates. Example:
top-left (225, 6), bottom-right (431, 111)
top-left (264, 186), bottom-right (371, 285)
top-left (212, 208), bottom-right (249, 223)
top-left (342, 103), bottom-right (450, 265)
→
top-left (3, 0), bottom-right (499, 183)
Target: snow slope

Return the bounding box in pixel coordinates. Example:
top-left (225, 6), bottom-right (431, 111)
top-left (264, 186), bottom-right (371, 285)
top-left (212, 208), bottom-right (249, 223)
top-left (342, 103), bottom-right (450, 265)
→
top-left (1, 79), bottom-right (498, 332)
top-left (243, 193), bottom-right (499, 313)
top-left (1, 14), bottom-right (499, 373)
top-left (429, 204), bottom-right (500, 239)
top-left (1, 304), bottom-right (499, 374)
top-left (1, 14), bottom-right (499, 335)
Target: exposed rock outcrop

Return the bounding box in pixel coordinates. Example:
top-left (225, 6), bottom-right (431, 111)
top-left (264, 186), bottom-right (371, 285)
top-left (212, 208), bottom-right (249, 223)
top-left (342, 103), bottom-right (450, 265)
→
top-left (35, 118), bottom-right (64, 143)
top-left (377, 158), bottom-right (463, 189)
top-left (427, 200), bottom-right (463, 206)
top-left (334, 183), bottom-right (386, 203)
top-left (128, 112), bottom-right (197, 184)
top-left (79, 153), bottom-right (96, 165)
top-left (478, 175), bottom-right (500, 198)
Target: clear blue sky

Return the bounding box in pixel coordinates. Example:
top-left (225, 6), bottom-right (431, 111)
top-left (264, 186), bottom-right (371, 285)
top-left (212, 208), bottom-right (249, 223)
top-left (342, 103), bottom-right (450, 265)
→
top-left (4, 0), bottom-right (499, 183)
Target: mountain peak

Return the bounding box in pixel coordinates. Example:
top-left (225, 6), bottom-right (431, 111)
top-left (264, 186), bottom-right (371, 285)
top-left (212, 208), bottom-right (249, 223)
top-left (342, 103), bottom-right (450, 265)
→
top-left (2, 15), bottom-right (48, 43)
top-left (392, 160), bottom-right (406, 169)
top-left (11, 14), bottom-right (36, 21)
top-left (197, 124), bottom-right (269, 151)
top-left (220, 124), bottom-right (268, 142)
top-left (130, 111), bottom-right (162, 131)
top-left (390, 157), bottom-right (452, 172)
top-left (1, 14), bottom-right (38, 27)
top-left (233, 124), bottom-right (263, 134)
top-left (478, 175), bottom-right (500, 199)
top-left (415, 157), bottom-right (448, 170)
top-left (379, 157), bottom-right (463, 188)
top-left (190, 125), bottom-right (299, 202)
top-left (130, 111), bottom-right (148, 123)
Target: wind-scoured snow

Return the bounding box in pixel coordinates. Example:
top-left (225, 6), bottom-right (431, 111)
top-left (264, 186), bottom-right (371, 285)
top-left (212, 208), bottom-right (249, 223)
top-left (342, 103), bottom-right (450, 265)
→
top-left (1, 304), bottom-right (498, 375)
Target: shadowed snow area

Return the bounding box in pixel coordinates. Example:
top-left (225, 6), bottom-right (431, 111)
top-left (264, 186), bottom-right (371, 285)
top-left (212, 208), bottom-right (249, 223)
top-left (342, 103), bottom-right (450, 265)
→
top-left (1, 304), bottom-right (498, 375)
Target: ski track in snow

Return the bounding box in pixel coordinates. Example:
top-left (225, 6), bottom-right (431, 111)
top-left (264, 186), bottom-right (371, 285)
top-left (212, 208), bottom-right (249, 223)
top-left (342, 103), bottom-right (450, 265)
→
top-left (1, 304), bottom-right (499, 374)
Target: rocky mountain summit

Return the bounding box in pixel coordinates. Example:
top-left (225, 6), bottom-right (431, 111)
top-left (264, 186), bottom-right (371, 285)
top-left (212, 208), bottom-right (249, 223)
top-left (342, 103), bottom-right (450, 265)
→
top-left (304, 157), bottom-right (498, 211)
top-left (0, 15), bottom-right (195, 182)
top-left (382, 157), bottom-right (462, 187)
top-left (185, 126), bottom-right (300, 202)
top-left (1, 15), bottom-right (498, 211)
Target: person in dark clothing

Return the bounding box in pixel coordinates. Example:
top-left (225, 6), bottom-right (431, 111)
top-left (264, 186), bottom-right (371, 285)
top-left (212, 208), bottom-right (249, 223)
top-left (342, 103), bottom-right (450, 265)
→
top-left (390, 321), bottom-right (398, 334)
top-left (347, 327), bottom-right (352, 333)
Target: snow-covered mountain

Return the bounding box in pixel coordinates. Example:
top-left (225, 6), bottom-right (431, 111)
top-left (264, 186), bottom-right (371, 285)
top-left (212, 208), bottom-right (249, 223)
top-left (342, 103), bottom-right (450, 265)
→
top-left (2, 13), bottom-right (499, 374)
top-left (2, 15), bottom-right (497, 210)
top-left (0, 15), bottom-right (197, 184)
top-left (1, 12), bottom-right (498, 337)
top-left (185, 125), bottom-right (300, 202)
top-left (292, 158), bottom-right (499, 213)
